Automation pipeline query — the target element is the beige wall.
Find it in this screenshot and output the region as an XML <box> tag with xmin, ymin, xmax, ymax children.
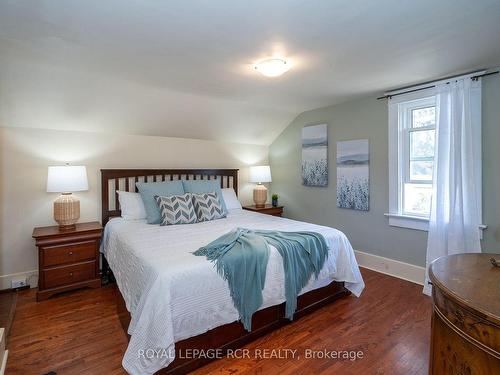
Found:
<box><xmin>0</xmin><ymin>127</ymin><xmax>268</xmax><ymax>287</ymax></box>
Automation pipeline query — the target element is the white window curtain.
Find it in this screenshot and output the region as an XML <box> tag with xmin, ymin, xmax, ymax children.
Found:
<box><xmin>423</xmin><ymin>78</ymin><xmax>482</xmax><ymax>296</ymax></box>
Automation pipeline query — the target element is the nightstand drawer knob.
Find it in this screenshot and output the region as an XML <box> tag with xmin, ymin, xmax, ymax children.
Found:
<box><xmin>69</xmin><ymin>272</ymin><xmax>73</xmax><ymax>276</ymax></box>
<box><xmin>69</xmin><ymin>251</ymin><xmax>73</xmax><ymax>256</ymax></box>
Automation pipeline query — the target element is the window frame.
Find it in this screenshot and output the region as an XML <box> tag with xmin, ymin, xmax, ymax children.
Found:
<box><xmin>399</xmin><ymin>96</ymin><xmax>436</xmax><ymax>218</ymax></box>
<box><xmin>387</xmin><ymin>87</ymin><xmax>437</xmax><ymax>231</ymax></box>
<box><xmin>386</xmin><ymin>74</ymin><xmax>485</xmax><ymax>233</ymax></box>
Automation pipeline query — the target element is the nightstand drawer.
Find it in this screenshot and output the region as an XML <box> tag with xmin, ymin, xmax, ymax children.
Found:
<box><xmin>263</xmin><ymin>208</ymin><xmax>283</xmax><ymax>216</ymax></box>
<box><xmin>243</xmin><ymin>205</ymin><xmax>284</xmax><ymax>217</ymax></box>
<box><xmin>42</xmin><ymin>241</ymin><xmax>97</xmax><ymax>267</ymax></box>
<box><xmin>43</xmin><ymin>261</ymin><xmax>96</xmax><ymax>289</ymax></box>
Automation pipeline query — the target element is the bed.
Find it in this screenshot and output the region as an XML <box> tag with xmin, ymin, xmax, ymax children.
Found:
<box><xmin>100</xmin><ymin>169</ymin><xmax>365</xmax><ymax>375</ymax></box>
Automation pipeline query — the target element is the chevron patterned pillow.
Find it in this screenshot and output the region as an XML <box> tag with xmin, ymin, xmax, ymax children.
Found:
<box><xmin>154</xmin><ymin>193</ymin><xmax>197</xmax><ymax>225</ymax></box>
<box><xmin>192</xmin><ymin>192</ymin><xmax>227</xmax><ymax>222</ymax></box>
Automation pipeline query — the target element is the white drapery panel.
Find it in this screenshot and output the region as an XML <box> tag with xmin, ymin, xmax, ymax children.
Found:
<box><xmin>423</xmin><ymin>79</ymin><xmax>482</xmax><ymax>296</ymax></box>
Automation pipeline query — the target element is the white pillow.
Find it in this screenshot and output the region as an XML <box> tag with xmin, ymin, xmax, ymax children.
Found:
<box><xmin>117</xmin><ymin>191</ymin><xmax>147</xmax><ymax>220</ymax></box>
<box><xmin>221</xmin><ymin>188</ymin><xmax>242</xmax><ymax>210</ymax></box>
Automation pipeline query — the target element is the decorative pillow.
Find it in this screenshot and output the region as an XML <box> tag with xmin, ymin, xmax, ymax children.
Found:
<box><xmin>116</xmin><ymin>191</ymin><xmax>147</xmax><ymax>220</ymax></box>
<box><xmin>154</xmin><ymin>193</ymin><xmax>197</xmax><ymax>225</ymax></box>
<box><xmin>192</xmin><ymin>192</ymin><xmax>227</xmax><ymax>222</ymax></box>
<box><xmin>136</xmin><ymin>181</ymin><xmax>184</xmax><ymax>224</ymax></box>
<box><xmin>221</xmin><ymin>188</ymin><xmax>242</xmax><ymax>211</ymax></box>
<box><xmin>182</xmin><ymin>178</ymin><xmax>228</xmax><ymax>214</ymax></box>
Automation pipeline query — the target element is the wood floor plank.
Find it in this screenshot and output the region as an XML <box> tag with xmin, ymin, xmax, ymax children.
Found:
<box><xmin>6</xmin><ymin>268</ymin><xmax>431</xmax><ymax>374</ymax></box>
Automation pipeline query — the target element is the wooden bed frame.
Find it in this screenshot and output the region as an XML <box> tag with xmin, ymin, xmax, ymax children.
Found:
<box><xmin>101</xmin><ymin>168</ymin><xmax>350</xmax><ymax>375</ymax></box>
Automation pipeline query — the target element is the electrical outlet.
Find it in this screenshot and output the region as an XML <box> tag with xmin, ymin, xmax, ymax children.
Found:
<box><xmin>11</xmin><ymin>277</ymin><xmax>28</xmax><ymax>289</ymax></box>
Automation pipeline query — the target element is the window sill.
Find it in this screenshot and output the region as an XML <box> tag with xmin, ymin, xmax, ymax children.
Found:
<box><xmin>384</xmin><ymin>213</ymin><xmax>429</xmax><ymax>231</ymax></box>
<box><xmin>385</xmin><ymin>213</ymin><xmax>488</xmax><ymax>235</ymax></box>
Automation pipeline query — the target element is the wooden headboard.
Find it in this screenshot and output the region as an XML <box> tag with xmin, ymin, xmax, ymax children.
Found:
<box><xmin>101</xmin><ymin>169</ymin><xmax>239</xmax><ymax>225</ymax></box>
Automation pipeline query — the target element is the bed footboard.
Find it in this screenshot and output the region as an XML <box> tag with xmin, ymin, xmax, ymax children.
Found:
<box><xmin>115</xmin><ymin>281</ymin><xmax>350</xmax><ymax>374</ymax></box>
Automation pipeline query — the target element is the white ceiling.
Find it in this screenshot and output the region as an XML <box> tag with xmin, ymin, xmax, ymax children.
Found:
<box><xmin>1</xmin><ymin>0</ymin><xmax>499</xmax><ymax>145</ymax></box>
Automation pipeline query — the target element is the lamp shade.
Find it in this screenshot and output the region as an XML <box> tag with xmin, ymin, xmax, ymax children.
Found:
<box><xmin>47</xmin><ymin>165</ymin><xmax>89</xmax><ymax>193</ymax></box>
<box><xmin>249</xmin><ymin>165</ymin><xmax>272</xmax><ymax>183</ymax></box>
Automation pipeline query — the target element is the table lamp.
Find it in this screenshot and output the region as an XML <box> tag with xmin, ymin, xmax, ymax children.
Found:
<box><xmin>249</xmin><ymin>165</ymin><xmax>272</xmax><ymax>208</ymax></box>
<box><xmin>47</xmin><ymin>165</ymin><xmax>89</xmax><ymax>229</ymax></box>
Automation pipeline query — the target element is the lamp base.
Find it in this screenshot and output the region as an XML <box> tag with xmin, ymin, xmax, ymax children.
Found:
<box><xmin>253</xmin><ymin>184</ymin><xmax>268</xmax><ymax>208</ymax></box>
<box><xmin>58</xmin><ymin>224</ymin><xmax>77</xmax><ymax>231</ymax></box>
<box><xmin>54</xmin><ymin>193</ymin><xmax>80</xmax><ymax>229</ymax></box>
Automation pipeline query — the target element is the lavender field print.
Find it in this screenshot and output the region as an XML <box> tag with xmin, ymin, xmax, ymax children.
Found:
<box><xmin>336</xmin><ymin>139</ymin><xmax>369</xmax><ymax>210</ymax></box>
<box><xmin>302</xmin><ymin>124</ymin><xmax>328</xmax><ymax>186</ymax></box>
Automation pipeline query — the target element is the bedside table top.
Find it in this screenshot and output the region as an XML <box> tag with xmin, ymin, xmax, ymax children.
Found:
<box><xmin>243</xmin><ymin>204</ymin><xmax>283</xmax><ymax>211</ymax></box>
<box><xmin>33</xmin><ymin>221</ymin><xmax>102</xmax><ymax>239</ymax></box>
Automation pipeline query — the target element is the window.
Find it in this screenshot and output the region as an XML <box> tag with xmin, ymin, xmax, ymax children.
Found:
<box><xmin>400</xmin><ymin>97</ymin><xmax>436</xmax><ymax>217</ymax></box>
<box><xmin>387</xmin><ymin>88</ymin><xmax>437</xmax><ymax>230</ymax></box>
<box><xmin>387</xmin><ymin>76</ymin><xmax>484</xmax><ymax>233</ymax></box>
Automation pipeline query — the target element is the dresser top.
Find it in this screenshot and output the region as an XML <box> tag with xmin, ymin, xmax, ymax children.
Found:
<box><xmin>32</xmin><ymin>221</ymin><xmax>102</xmax><ymax>239</ymax></box>
<box><xmin>429</xmin><ymin>253</ymin><xmax>500</xmax><ymax>323</ymax></box>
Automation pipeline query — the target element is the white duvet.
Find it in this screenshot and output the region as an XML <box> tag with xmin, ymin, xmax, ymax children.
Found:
<box><xmin>101</xmin><ymin>209</ymin><xmax>365</xmax><ymax>375</ymax></box>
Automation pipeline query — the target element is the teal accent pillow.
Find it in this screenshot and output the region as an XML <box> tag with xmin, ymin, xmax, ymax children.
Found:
<box><xmin>182</xmin><ymin>178</ymin><xmax>228</xmax><ymax>214</ymax></box>
<box><xmin>136</xmin><ymin>181</ymin><xmax>184</xmax><ymax>224</ymax></box>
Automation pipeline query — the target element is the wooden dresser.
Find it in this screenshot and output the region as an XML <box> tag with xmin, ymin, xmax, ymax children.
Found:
<box><xmin>429</xmin><ymin>253</ymin><xmax>500</xmax><ymax>374</ymax></box>
<box><xmin>33</xmin><ymin>222</ymin><xmax>102</xmax><ymax>301</ymax></box>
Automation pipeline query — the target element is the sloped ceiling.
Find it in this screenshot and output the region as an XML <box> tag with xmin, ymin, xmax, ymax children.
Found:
<box><xmin>1</xmin><ymin>0</ymin><xmax>500</xmax><ymax>145</ymax></box>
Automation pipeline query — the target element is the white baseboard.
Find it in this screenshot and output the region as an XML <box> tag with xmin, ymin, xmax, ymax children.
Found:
<box><xmin>0</xmin><ymin>350</ymin><xmax>7</xmax><ymax>375</ymax></box>
<box><xmin>354</xmin><ymin>250</ymin><xmax>425</xmax><ymax>286</ymax></box>
<box><xmin>0</xmin><ymin>328</ymin><xmax>7</xmax><ymax>375</ymax></box>
<box><xmin>0</xmin><ymin>254</ymin><xmax>424</xmax><ymax>289</ymax></box>
<box><xmin>0</xmin><ymin>270</ymin><xmax>38</xmax><ymax>290</ymax></box>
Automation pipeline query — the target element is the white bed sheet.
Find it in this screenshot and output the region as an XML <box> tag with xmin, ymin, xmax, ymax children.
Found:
<box><xmin>101</xmin><ymin>209</ymin><xmax>364</xmax><ymax>375</ymax></box>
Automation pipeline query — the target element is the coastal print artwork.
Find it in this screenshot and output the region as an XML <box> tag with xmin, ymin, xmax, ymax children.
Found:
<box><xmin>302</xmin><ymin>124</ymin><xmax>328</xmax><ymax>187</ymax></box>
<box><xmin>336</xmin><ymin>139</ymin><xmax>369</xmax><ymax>211</ymax></box>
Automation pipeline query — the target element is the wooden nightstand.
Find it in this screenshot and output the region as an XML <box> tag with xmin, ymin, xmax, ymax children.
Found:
<box><xmin>33</xmin><ymin>222</ymin><xmax>102</xmax><ymax>301</ymax></box>
<box><xmin>243</xmin><ymin>204</ymin><xmax>284</xmax><ymax>217</ymax></box>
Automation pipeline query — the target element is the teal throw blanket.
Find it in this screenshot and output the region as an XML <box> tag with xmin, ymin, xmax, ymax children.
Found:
<box><xmin>193</xmin><ymin>228</ymin><xmax>328</xmax><ymax>331</ymax></box>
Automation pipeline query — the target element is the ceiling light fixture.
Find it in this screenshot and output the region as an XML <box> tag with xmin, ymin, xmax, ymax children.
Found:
<box><xmin>253</xmin><ymin>58</ymin><xmax>290</xmax><ymax>77</ymax></box>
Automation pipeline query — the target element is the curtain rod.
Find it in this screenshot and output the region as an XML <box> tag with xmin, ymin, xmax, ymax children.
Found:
<box><xmin>376</xmin><ymin>70</ymin><xmax>499</xmax><ymax>100</ymax></box>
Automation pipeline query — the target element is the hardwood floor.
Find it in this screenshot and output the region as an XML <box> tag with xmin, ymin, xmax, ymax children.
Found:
<box><xmin>6</xmin><ymin>268</ymin><xmax>432</xmax><ymax>375</ymax></box>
